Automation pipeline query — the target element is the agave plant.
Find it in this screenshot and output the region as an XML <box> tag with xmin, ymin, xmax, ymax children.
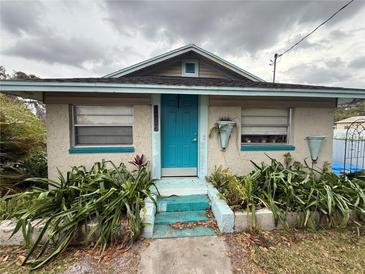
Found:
<box><xmin>3</xmin><ymin>158</ymin><xmax>158</xmax><ymax>270</ymax></box>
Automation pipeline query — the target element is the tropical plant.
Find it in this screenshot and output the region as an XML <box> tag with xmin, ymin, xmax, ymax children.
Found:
<box><xmin>3</xmin><ymin>159</ymin><xmax>157</xmax><ymax>270</ymax></box>
<box><xmin>129</xmin><ymin>154</ymin><xmax>147</xmax><ymax>170</ymax></box>
<box><xmin>207</xmin><ymin>154</ymin><xmax>365</xmax><ymax>230</ymax></box>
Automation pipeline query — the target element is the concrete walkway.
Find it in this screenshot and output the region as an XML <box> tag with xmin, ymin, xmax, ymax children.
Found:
<box><xmin>139</xmin><ymin>236</ymin><xmax>232</xmax><ymax>274</ymax></box>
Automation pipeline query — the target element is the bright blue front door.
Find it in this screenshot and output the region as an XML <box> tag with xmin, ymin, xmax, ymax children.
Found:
<box><xmin>161</xmin><ymin>95</ymin><xmax>198</xmax><ymax>176</ymax></box>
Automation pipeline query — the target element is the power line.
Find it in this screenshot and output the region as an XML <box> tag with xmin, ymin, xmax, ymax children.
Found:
<box><xmin>271</xmin><ymin>0</ymin><xmax>355</xmax><ymax>82</ymax></box>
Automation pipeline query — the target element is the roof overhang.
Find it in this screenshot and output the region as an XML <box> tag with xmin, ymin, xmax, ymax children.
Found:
<box><xmin>1</xmin><ymin>80</ymin><xmax>364</xmax><ymax>100</ymax></box>
<box><xmin>103</xmin><ymin>44</ymin><xmax>264</xmax><ymax>82</ymax></box>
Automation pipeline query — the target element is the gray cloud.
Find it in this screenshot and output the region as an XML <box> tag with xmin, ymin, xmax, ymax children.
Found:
<box><xmin>286</xmin><ymin>61</ymin><xmax>352</xmax><ymax>86</ymax></box>
<box><xmin>3</xmin><ymin>36</ymin><xmax>106</xmax><ymax>67</ymax></box>
<box><xmin>103</xmin><ymin>0</ymin><xmax>365</xmax><ymax>56</ymax></box>
<box><xmin>348</xmin><ymin>56</ymin><xmax>365</xmax><ymax>69</ymax></box>
<box><xmin>0</xmin><ymin>0</ymin><xmax>364</xmax><ymax>88</ymax></box>
<box><xmin>0</xmin><ymin>0</ymin><xmax>46</xmax><ymax>36</ymax></box>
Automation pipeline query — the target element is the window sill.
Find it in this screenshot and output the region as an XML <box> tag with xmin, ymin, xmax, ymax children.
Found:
<box><xmin>69</xmin><ymin>146</ymin><xmax>135</xmax><ymax>154</ymax></box>
<box><xmin>240</xmin><ymin>145</ymin><xmax>295</xmax><ymax>151</ymax></box>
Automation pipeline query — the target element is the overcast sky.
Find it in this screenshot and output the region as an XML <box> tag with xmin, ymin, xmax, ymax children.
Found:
<box><xmin>0</xmin><ymin>0</ymin><xmax>364</xmax><ymax>88</ymax></box>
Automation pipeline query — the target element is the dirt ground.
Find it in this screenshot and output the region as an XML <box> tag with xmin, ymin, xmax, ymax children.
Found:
<box><xmin>0</xmin><ymin>239</ymin><xmax>150</xmax><ymax>274</ymax></box>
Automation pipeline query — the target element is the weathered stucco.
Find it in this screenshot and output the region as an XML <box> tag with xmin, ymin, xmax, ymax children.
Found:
<box><xmin>207</xmin><ymin>100</ymin><xmax>335</xmax><ymax>175</ymax></box>
<box><xmin>46</xmin><ymin>104</ymin><xmax>152</xmax><ymax>180</ymax></box>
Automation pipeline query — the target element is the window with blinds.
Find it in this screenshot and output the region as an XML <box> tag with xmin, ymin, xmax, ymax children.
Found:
<box><xmin>71</xmin><ymin>106</ymin><xmax>133</xmax><ymax>146</ymax></box>
<box><xmin>241</xmin><ymin>108</ymin><xmax>290</xmax><ymax>144</ymax></box>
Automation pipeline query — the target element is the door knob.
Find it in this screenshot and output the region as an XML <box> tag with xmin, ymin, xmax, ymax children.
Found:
<box><xmin>192</xmin><ymin>137</ymin><xmax>197</xmax><ymax>142</ymax></box>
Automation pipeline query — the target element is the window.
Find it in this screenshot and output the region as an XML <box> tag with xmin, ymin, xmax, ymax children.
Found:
<box><xmin>241</xmin><ymin>108</ymin><xmax>291</xmax><ymax>144</ymax></box>
<box><xmin>182</xmin><ymin>60</ymin><xmax>199</xmax><ymax>77</ymax></box>
<box><xmin>71</xmin><ymin>105</ymin><xmax>133</xmax><ymax>146</ymax></box>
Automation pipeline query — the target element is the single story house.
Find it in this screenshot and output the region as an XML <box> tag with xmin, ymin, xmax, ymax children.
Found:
<box><xmin>1</xmin><ymin>44</ymin><xmax>365</xmax><ymax>181</ymax></box>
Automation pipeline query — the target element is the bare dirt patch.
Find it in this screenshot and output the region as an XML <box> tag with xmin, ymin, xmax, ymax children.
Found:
<box><xmin>64</xmin><ymin>239</ymin><xmax>150</xmax><ymax>274</ymax></box>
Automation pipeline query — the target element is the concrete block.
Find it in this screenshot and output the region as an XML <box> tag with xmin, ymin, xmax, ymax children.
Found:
<box><xmin>0</xmin><ymin>219</ymin><xmax>45</xmax><ymax>246</ymax></box>
<box><xmin>207</xmin><ymin>184</ymin><xmax>234</xmax><ymax>233</ymax></box>
<box><xmin>142</xmin><ymin>194</ymin><xmax>157</xmax><ymax>238</ymax></box>
<box><xmin>234</xmin><ymin>209</ymin><xmax>277</xmax><ymax>232</ymax></box>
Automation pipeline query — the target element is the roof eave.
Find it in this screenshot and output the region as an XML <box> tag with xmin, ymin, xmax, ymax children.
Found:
<box><xmin>1</xmin><ymin>80</ymin><xmax>364</xmax><ymax>99</ymax></box>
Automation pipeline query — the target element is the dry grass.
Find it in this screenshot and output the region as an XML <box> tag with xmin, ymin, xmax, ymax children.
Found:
<box><xmin>223</xmin><ymin>225</ymin><xmax>365</xmax><ymax>274</ymax></box>
<box><xmin>0</xmin><ymin>245</ymin><xmax>76</xmax><ymax>274</ymax></box>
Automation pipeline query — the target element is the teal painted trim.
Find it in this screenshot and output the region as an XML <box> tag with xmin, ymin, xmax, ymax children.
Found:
<box><xmin>198</xmin><ymin>95</ymin><xmax>209</xmax><ymax>178</ymax></box>
<box><xmin>1</xmin><ymin>81</ymin><xmax>364</xmax><ymax>99</ymax></box>
<box><xmin>241</xmin><ymin>145</ymin><xmax>295</xmax><ymax>151</ymax></box>
<box><xmin>69</xmin><ymin>146</ymin><xmax>135</xmax><ymax>154</ymax></box>
<box><xmin>151</xmin><ymin>94</ymin><xmax>161</xmax><ymax>179</ymax></box>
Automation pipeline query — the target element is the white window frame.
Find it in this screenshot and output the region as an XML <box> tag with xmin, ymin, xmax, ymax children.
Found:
<box><xmin>182</xmin><ymin>59</ymin><xmax>199</xmax><ymax>77</ymax></box>
<box><xmin>241</xmin><ymin>107</ymin><xmax>292</xmax><ymax>145</ymax></box>
<box><xmin>70</xmin><ymin>105</ymin><xmax>134</xmax><ymax>147</ymax></box>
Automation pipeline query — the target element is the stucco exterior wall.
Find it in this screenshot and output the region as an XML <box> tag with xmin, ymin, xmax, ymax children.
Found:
<box><xmin>46</xmin><ymin>104</ymin><xmax>152</xmax><ymax>180</ymax></box>
<box><xmin>207</xmin><ymin>101</ymin><xmax>335</xmax><ymax>175</ymax></box>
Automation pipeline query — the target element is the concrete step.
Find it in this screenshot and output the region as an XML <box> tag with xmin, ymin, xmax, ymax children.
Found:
<box><xmin>154</xmin><ymin>210</ymin><xmax>211</xmax><ymax>225</ymax></box>
<box><xmin>157</xmin><ymin>195</ymin><xmax>210</xmax><ymax>212</ymax></box>
<box><xmin>152</xmin><ymin>224</ymin><xmax>215</xmax><ymax>239</ymax></box>
<box><xmin>152</xmin><ymin>178</ymin><xmax>208</xmax><ymax>196</ymax></box>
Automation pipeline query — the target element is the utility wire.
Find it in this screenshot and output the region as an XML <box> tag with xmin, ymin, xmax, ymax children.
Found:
<box><xmin>278</xmin><ymin>0</ymin><xmax>355</xmax><ymax>57</ymax></box>
<box><xmin>271</xmin><ymin>0</ymin><xmax>355</xmax><ymax>83</ymax></box>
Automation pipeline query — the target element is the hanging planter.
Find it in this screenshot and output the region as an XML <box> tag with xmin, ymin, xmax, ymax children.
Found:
<box><xmin>209</xmin><ymin>117</ymin><xmax>236</xmax><ymax>150</ymax></box>
<box><xmin>306</xmin><ymin>136</ymin><xmax>326</xmax><ymax>163</ymax></box>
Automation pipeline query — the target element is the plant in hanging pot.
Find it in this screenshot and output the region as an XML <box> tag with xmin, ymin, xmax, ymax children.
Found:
<box><xmin>209</xmin><ymin>116</ymin><xmax>236</xmax><ymax>150</ymax></box>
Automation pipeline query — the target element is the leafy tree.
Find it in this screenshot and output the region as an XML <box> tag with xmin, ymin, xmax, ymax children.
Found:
<box><xmin>0</xmin><ymin>66</ymin><xmax>45</xmax><ymax>120</ymax></box>
<box><xmin>335</xmin><ymin>100</ymin><xmax>365</xmax><ymax>121</ymax></box>
<box><xmin>0</xmin><ymin>66</ymin><xmax>46</xmax><ymax>194</ymax></box>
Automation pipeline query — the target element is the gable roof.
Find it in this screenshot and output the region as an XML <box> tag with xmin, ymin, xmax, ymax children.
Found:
<box><xmin>103</xmin><ymin>44</ymin><xmax>264</xmax><ymax>82</ymax></box>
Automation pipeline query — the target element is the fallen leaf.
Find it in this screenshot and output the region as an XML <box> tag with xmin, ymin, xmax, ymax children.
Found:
<box><xmin>16</xmin><ymin>255</ymin><xmax>26</xmax><ymax>264</ymax></box>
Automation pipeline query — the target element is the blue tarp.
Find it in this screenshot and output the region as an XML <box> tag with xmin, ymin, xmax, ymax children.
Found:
<box><xmin>332</xmin><ymin>161</ymin><xmax>363</xmax><ymax>176</ymax></box>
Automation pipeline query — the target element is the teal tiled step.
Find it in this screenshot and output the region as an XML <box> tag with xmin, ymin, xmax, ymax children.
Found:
<box><xmin>154</xmin><ymin>210</ymin><xmax>211</xmax><ymax>225</ymax></box>
<box><xmin>157</xmin><ymin>195</ymin><xmax>210</xmax><ymax>212</ymax></box>
<box><xmin>152</xmin><ymin>224</ymin><xmax>215</xmax><ymax>239</ymax></box>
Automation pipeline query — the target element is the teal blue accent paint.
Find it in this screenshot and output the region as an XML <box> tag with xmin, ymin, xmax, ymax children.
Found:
<box><xmin>241</xmin><ymin>145</ymin><xmax>295</xmax><ymax>151</ymax></box>
<box><xmin>154</xmin><ymin>210</ymin><xmax>211</xmax><ymax>225</ymax></box>
<box><xmin>151</xmin><ymin>94</ymin><xmax>161</xmax><ymax>179</ymax></box>
<box><xmin>198</xmin><ymin>95</ymin><xmax>208</xmax><ymax>178</ymax></box>
<box><xmin>157</xmin><ymin>195</ymin><xmax>210</xmax><ymax>212</ymax></box>
<box><xmin>161</xmin><ymin>95</ymin><xmax>198</xmax><ymax>169</ymax></box>
<box><xmin>1</xmin><ymin>80</ymin><xmax>364</xmax><ymax>99</ymax></box>
<box><xmin>69</xmin><ymin>146</ymin><xmax>135</xmax><ymax>153</ymax></box>
<box><xmin>152</xmin><ymin>224</ymin><xmax>215</xmax><ymax>239</ymax></box>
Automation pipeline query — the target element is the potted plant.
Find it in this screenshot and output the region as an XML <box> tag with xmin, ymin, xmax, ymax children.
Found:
<box><xmin>209</xmin><ymin>116</ymin><xmax>236</xmax><ymax>150</ymax></box>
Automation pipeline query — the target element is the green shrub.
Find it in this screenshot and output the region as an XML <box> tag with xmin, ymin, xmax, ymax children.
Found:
<box><xmin>0</xmin><ymin>94</ymin><xmax>45</xmax><ymax>161</ymax></box>
<box><xmin>4</xmin><ymin>159</ymin><xmax>157</xmax><ymax>270</ymax></box>
<box><xmin>0</xmin><ymin>94</ymin><xmax>46</xmax><ymax>194</ymax></box>
<box><xmin>0</xmin><ymin>149</ymin><xmax>48</xmax><ymax>195</ymax></box>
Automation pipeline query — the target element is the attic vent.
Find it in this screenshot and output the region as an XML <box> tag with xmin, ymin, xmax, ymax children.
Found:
<box><xmin>182</xmin><ymin>60</ymin><xmax>199</xmax><ymax>77</ymax></box>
